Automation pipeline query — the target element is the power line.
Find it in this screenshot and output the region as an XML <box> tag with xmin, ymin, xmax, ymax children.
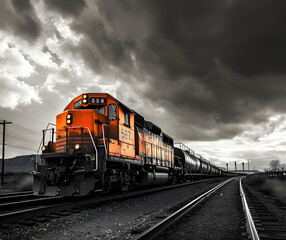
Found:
<box><xmin>0</xmin><ymin>141</ymin><xmax>37</xmax><ymax>152</ymax></box>
<box><xmin>7</xmin><ymin>122</ymin><xmax>39</xmax><ymax>135</ymax></box>
<box><xmin>0</xmin><ymin>132</ymin><xmax>39</xmax><ymax>143</ymax></box>
<box><xmin>5</xmin><ymin>143</ymin><xmax>37</xmax><ymax>152</ymax></box>
<box><xmin>5</xmin><ymin>133</ymin><xmax>39</xmax><ymax>144</ymax></box>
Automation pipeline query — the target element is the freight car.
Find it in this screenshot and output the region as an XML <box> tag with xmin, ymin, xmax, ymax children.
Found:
<box><xmin>174</xmin><ymin>143</ymin><xmax>228</xmax><ymax>181</ymax></box>
<box><xmin>33</xmin><ymin>93</ymin><xmax>231</xmax><ymax>196</ymax></box>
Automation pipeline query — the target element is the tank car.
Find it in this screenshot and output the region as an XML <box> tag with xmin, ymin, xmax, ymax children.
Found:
<box><xmin>174</xmin><ymin>143</ymin><xmax>229</xmax><ymax>179</ymax></box>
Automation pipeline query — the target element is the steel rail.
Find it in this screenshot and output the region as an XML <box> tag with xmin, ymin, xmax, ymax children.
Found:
<box><xmin>239</xmin><ymin>177</ymin><xmax>260</xmax><ymax>240</ymax></box>
<box><xmin>0</xmin><ymin>193</ymin><xmax>34</xmax><ymax>203</ymax></box>
<box><xmin>0</xmin><ymin>191</ymin><xmax>33</xmax><ymax>198</ymax></box>
<box><xmin>134</xmin><ymin>177</ymin><xmax>235</xmax><ymax>240</ymax></box>
<box><xmin>0</xmin><ymin>196</ymin><xmax>63</xmax><ymax>211</ymax></box>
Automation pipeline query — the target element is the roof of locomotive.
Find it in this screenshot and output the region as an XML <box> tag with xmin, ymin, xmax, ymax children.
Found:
<box><xmin>64</xmin><ymin>93</ymin><xmax>133</xmax><ymax>112</ymax></box>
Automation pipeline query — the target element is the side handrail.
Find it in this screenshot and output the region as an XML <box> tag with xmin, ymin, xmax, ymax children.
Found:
<box><xmin>36</xmin><ymin>123</ymin><xmax>56</xmax><ymax>166</ymax></box>
<box><xmin>102</xmin><ymin>124</ymin><xmax>109</xmax><ymax>159</ymax></box>
<box><xmin>239</xmin><ymin>177</ymin><xmax>260</xmax><ymax>240</ymax></box>
<box><xmin>174</xmin><ymin>143</ymin><xmax>195</xmax><ymax>155</ymax></box>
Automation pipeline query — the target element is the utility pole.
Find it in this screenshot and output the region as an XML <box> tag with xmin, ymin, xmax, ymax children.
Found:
<box><xmin>1</xmin><ymin>120</ymin><xmax>12</xmax><ymax>186</ymax></box>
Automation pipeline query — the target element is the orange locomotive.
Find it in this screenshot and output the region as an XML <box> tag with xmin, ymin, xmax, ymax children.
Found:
<box><xmin>33</xmin><ymin>93</ymin><xmax>174</xmax><ymax>196</ymax></box>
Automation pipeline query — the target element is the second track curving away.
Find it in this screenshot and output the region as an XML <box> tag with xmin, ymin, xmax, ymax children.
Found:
<box><xmin>241</xmin><ymin>178</ymin><xmax>286</xmax><ymax>240</ymax></box>
<box><xmin>240</xmin><ymin>178</ymin><xmax>260</xmax><ymax>240</ymax></box>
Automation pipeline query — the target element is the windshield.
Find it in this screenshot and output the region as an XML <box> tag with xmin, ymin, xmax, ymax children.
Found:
<box><xmin>94</xmin><ymin>107</ymin><xmax>105</xmax><ymax>115</ymax></box>
<box><xmin>77</xmin><ymin>105</ymin><xmax>106</xmax><ymax>115</ymax></box>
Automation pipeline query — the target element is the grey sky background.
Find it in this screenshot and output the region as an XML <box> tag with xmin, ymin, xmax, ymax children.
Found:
<box><xmin>1</xmin><ymin>0</ymin><xmax>286</xmax><ymax>170</ymax></box>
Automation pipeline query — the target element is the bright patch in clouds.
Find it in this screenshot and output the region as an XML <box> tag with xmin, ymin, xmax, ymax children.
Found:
<box><xmin>0</xmin><ymin>4</ymin><xmax>105</xmax><ymax>109</ymax></box>
<box><xmin>0</xmin><ymin>37</ymin><xmax>41</xmax><ymax>109</ymax></box>
<box><xmin>44</xmin><ymin>74</ymin><xmax>70</xmax><ymax>92</ymax></box>
<box><xmin>0</xmin><ymin>77</ymin><xmax>41</xmax><ymax>109</ymax></box>
<box><xmin>0</xmin><ymin>40</ymin><xmax>34</xmax><ymax>78</ymax></box>
<box><xmin>54</xmin><ymin>18</ymin><xmax>83</xmax><ymax>45</ymax></box>
<box><xmin>188</xmin><ymin>114</ymin><xmax>286</xmax><ymax>171</ymax></box>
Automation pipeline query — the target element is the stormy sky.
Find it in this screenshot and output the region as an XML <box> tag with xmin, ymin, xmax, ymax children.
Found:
<box><xmin>1</xmin><ymin>0</ymin><xmax>286</xmax><ymax>170</ymax></box>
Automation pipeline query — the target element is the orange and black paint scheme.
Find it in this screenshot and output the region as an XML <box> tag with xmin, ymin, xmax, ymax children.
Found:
<box><xmin>33</xmin><ymin>93</ymin><xmax>175</xmax><ymax>196</ymax></box>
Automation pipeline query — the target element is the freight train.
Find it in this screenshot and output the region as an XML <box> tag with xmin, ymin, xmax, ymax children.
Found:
<box><xmin>33</xmin><ymin>93</ymin><xmax>233</xmax><ymax>196</ymax></box>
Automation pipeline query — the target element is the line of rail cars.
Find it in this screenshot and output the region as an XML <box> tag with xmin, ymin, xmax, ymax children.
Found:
<box><xmin>33</xmin><ymin>93</ymin><xmax>234</xmax><ymax>196</ymax></box>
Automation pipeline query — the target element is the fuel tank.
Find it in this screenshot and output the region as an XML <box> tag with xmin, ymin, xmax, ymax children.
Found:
<box><xmin>140</xmin><ymin>171</ymin><xmax>169</xmax><ymax>187</ymax></box>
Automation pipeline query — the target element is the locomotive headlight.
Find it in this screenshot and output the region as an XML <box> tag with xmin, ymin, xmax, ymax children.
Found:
<box><xmin>75</xmin><ymin>144</ymin><xmax>81</xmax><ymax>150</ymax></box>
<box><xmin>66</xmin><ymin>113</ymin><xmax>73</xmax><ymax>125</ymax></box>
<box><xmin>83</xmin><ymin>99</ymin><xmax>88</xmax><ymax>104</ymax></box>
<box><xmin>83</xmin><ymin>94</ymin><xmax>88</xmax><ymax>99</ymax></box>
<box><xmin>41</xmin><ymin>146</ymin><xmax>46</xmax><ymax>151</ymax></box>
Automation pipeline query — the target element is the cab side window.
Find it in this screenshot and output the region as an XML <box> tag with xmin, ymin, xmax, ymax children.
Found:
<box><xmin>108</xmin><ymin>104</ymin><xmax>117</xmax><ymax>121</ymax></box>
<box><xmin>124</xmin><ymin>111</ymin><xmax>130</xmax><ymax>126</ymax></box>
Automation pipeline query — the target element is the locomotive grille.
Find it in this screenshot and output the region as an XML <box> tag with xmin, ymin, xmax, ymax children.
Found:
<box><xmin>56</xmin><ymin>134</ymin><xmax>94</xmax><ymax>152</ymax></box>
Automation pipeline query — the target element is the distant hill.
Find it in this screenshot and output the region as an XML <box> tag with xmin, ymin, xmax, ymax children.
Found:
<box><xmin>3</xmin><ymin>155</ymin><xmax>35</xmax><ymax>173</ymax></box>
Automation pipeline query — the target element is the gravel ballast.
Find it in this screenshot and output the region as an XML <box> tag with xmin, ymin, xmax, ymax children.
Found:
<box><xmin>158</xmin><ymin>178</ymin><xmax>245</xmax><ymax>240</ymax></box>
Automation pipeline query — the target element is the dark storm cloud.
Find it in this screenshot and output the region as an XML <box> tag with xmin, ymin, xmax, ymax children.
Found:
<box><xmin>219</xmin><ymin>1</ymin><xmax>286</xmax><ymax>76</ymax></box>
<box><xmin>136</xmin><ymin>1</ymin><xmax>286</xmax><ymax>125</ymax></box>
<box><xmin>0</xmin><ymin>0</ymin><xmax>41</xmax><ymax>41</ymax></box>
<box><xmin>70</xmin><ymin>9</ymin><xmax>136</xmax><ymax>75</ymax></box>
<box><xmin>142</xmin><ymin>1</ymin><xmax>286</xmax><ymax>77</ymax></box>
<box><xmin>44</xmin><ymin>0</ymin><xmax>87</xmax><ymax>17</ymax></box>
<box><xmin>48</xmin><ymin>0</ymin><xmax>286</xmax><ymax>141</ymax></box>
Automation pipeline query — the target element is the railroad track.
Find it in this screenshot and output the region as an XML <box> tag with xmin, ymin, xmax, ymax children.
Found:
<box><xmin>0</xmin><ymin>191</ymin><xmax>33</xmax><ymax>198</ymax></box>
<box><xmin>0</xmin><ymin>178</ymin><xmax>223</xmax><ymax>227</ymax></box>
<box><xmin>0</xmin><ymin>191</ymin><xmax>34</xmax><ymax>202</ymax></box>
<box><xmin>2</xmin><ymin>177</ymin><xmax>284</xmax><ymax>239</ymax></box>
<box><xmin>0</xmin><ymin>191</ymin><xmax>66</xmax><ymax>217</ymax></box>
<box><xmin>0</xmin><ymin>195</ymin><xmax>64</xmax><ymax>211</ymax></box>
<box><xmin>127</xmin><ymin>175</ymin><xmax>286</xmax><ymax>240</ymax></box>
<box><xmin>241</xmin><ymin>178</ymin><xmax>286</xmax><ymax>240</ymax></box>
<box><xmin>132</xmin><ymin>177</ymin><xmax>286</xmax><ymax>240</ymax></box>
<box><xmin>133</xmin><ymin>177</ymin><xmax>236</xmax><ymax>240</ymax></box>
